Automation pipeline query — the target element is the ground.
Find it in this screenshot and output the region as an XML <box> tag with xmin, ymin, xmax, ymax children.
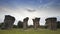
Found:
<box><xmin>0</xmin><ymin>28</ymin><xmax>60</xmax><ymax>34</ymax></box>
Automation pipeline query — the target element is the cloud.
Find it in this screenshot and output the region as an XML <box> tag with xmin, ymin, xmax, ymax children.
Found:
<box><xmin>0</xmin><ymin>6</ymin><xmax>41</xmax><ymax>25</ymax></box>
<box><xmin>38</xmin><ymin>0</ymin><xmax>60</xmax><ymax>10</ymax></box>
<box><xmin>0</xmin><ymin>0</ymin><xmax>60</xmax><ymax>25</ymax></box>
<box><xmin>26</xmin><ymin>8</ymin><xmax>36</xmax><ymax>12</ymax></box>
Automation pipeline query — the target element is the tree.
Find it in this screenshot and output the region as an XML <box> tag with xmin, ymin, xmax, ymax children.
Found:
<box><xmin>13</xmin><ymin>25</ymin><xmax>17</xmax><ymax>28</ymax></box>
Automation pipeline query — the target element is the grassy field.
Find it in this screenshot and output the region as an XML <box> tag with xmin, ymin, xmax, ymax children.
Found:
<box><xmin>0</xmin><ymin>28</ymin><xmax>60</xmax><ymax>34</ymax></box>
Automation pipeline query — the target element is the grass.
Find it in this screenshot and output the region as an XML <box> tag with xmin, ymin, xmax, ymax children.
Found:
<box><xmin>0</xmin><ymin>28</ymin><xmax>60</xmax><ymax>34</ymax></box>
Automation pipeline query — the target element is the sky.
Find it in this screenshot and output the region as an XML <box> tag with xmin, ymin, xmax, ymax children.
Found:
<box><xmin>0</xmin><ymin>0</ymin><xmax>60</xmax><ymax>25</ymax></box>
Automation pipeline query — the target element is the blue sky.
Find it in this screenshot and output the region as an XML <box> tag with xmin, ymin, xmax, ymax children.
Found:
<box><xmin>0</xmin><ymin>0</ymin><xmax>60</xmax><ymax>8</ymax></box>
<box><xmin>0</xmin><ymin>0</ymin><xmax>60</xmax><ymax>25</ymax></box>
<box><xmin>0</xmin><ymin>0</ymin><xmax>40</xmax><ymax>8</ymax></box>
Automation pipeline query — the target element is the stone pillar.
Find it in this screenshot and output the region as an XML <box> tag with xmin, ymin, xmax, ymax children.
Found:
<box><xmin>57</xmin><ymin>21</ymin><xmax>60</xmax><ymax>28</ymax></box>
<box><xmin>17</xmin><ymin>21</ymin><xmax>23</xmax><ymax>28</ymax></box>
<box><xmin>32</xmin><ymin>17</ymin><xmax>40</xmax><ymax>29</ymax></box>
<box><xmin>45</xmin><ymin>17</ymin><xmax>57</xmax><ymax>30</ymax></box>
<box><xmin>23</xmin><ymin>17</ymin><xmax>29</xmax><ymax>29</ymax></box>
<box><xmin>1</xmin><ymin>15</ymin><xmax>15</xmax><ymax>29</ymax></box>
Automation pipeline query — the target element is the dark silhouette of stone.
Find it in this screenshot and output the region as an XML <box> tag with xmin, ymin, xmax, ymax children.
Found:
<box><xmin>17</xmin><ymin>21</ymin><xmax>23</xmax><ymax>28</ymax></box>
<box><xmin>45</xmin><ymin>17</ymin><xmax>57</xmax><ymax>30</ymax></box>
<box><xmin>23</xmin><ymin>17</ymin><xmax>29</xmax><ymax>29</ymax></box>
<box><xmin>32</xmin><ymin>17</ymin><xmax>40</xmax><ymax>29</ymax></box>
<box><xmin>1</xmin><ymin>15</ymin><xmax>15</xmax><ymax>29</ymax></box>
<box><xmin>0</xmin><ymin>23</ymin><xmax>4</xmax><ymax>29</ymax></box>
<box><xmin>57</xmin><ymin>21</ymin><xmax>60</xmax><ymax>28</ymax></box>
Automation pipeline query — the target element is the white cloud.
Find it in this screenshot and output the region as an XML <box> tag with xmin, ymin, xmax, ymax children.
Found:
<box><xmin>0</xmin><ymin>6</ymin><xmax>60</xmax><ymax>25</ymax></box>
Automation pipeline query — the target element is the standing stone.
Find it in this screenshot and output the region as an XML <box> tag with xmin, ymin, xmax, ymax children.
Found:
<box><xmin>32</xmin><ymin>17</ymin><xmax>40</xmax><ymax>29</ymax></box>
<box><xmin>57</xmin><ymin>21</ymin><xmax>60</xmax><ymax>28</ymax></box>
<box><xmin>17</xmin><ymin>21</ymin><xmax>23</xmax><ymax>28</ymax></box>
<box><xmin>1</xmin><ymin>15</ymin><xmax>15</xmax><ymax>29</ymax></box>
<box><xmin>23</xmin><ymin>17</ymin><xmax>29</xmax><ymax>29</ymax></box>
<box><xmin>0</xmin><ymin>23</ymin><xmax>4</xmax><ymax>29</ymax></box>
<box><xmin>45</xmin><ymin>17</ymin><xmax>57</xmax><ymax>30</ymax></box>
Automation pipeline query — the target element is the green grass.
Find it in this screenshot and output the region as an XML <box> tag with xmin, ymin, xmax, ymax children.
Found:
<box><xmin>0</xmin><ymin>28</ymin><xmax>60</xmax><ymax>34</ymax></box>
